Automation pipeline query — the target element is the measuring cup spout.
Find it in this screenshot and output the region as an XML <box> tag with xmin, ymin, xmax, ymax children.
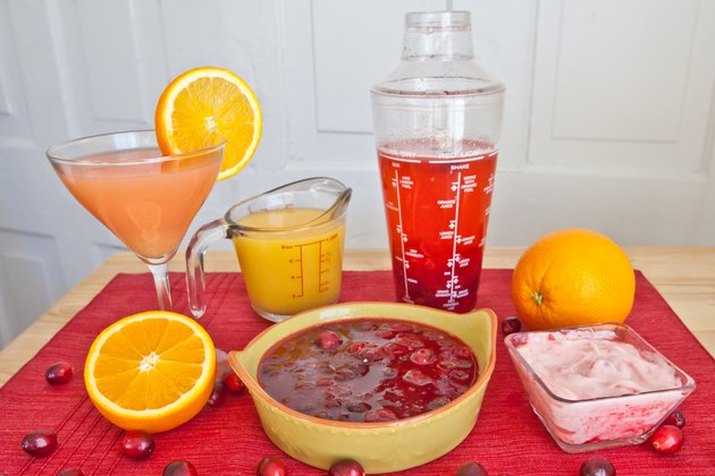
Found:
<box><xmin>329</xmin><ymin>187</ymin><xmax>352</xmax><ymax>220</ymax></box>
<box><xmin>304</xmin><ymin>176</ymin><xmax>351</xmax><ymax>222</ymax></box>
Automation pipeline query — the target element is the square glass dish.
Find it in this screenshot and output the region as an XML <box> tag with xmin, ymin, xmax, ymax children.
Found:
<box><xmin>504</xmin><ymin>323</ymin><xmax>696</xmax><ymax>453</ymax></box>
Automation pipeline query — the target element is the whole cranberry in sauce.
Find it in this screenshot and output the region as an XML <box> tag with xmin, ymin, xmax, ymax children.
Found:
<box><xmin>316</xmin><ymin>330</ymin><xmax>343</xmax><ymax>350</ymax></box>
<box><xmin>409</xmin><ymin>348</ymin><xmax>436</xmax><ymax>365</ymax></box>
<box><xmin>21</xmin><ymin>429</ymin><xmax>57</xmax><ymax>457</ymax></box>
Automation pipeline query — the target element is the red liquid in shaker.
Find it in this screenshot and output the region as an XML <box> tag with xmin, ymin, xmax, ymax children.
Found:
<box><xmin>378</xmin><ymin>140</ymin><xmax>497</xmax><ymax>313</ymax></box>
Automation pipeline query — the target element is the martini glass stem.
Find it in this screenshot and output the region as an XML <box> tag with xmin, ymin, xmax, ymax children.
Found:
<box><xmin>147</xmin><ymin>262</ymin><xmax>173</xmax><ymax>310</ymax></box>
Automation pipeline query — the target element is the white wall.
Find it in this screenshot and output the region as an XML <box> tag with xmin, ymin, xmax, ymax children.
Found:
<box><xmin>1</xmin><ymin>0</ymin><xmax>714</xmax><ymax>346</ymax></box>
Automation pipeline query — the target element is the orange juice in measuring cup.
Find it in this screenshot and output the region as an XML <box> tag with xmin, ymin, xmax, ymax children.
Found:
<box><xmin>232</xmin><ymin>207</ymin><xmax>346</xmax><ymax>319</ymax></box>
<box><xmin>186</xmin><ymin>177</ymin><xmax>351</xmax><ymax>321</ymax></box>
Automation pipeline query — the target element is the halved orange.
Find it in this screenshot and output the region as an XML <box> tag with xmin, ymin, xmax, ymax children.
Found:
<box><xmin>84</xmin><ymin>311</ymin><xmax>216</xmax><ymax>433</ymax></box>
<box><xmin>155</xmin><ymin>66</ymin><xmax>262</xmax><ymax>181</ymax></box>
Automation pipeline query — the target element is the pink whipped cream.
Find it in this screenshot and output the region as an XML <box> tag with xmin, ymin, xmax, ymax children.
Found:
<box><xmin>514</xmin><ymin>329</ymin><xmax>682</xmax><ymax>400</ymax></box>
<box><xmin>506</xmin><ymin>327</ymin><xmax>694</xmax><ymax>450</ymax></box>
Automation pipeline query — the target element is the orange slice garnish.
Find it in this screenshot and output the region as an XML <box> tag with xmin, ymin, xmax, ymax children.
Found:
<box><xmin>84</xmin><ymin>311</ymin><xmax>216</xmax><ymax>433</ymax></box>
<box><xmin>155</xmin><ymin>66</ymin><xmax>262</xmax><ymax>181</ymax></box>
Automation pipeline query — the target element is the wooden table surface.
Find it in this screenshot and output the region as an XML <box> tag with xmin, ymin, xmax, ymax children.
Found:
<box><xmin>1</xmin><ymin>247</ymin><xmax>713</xmax><ymax>386</ymax></box>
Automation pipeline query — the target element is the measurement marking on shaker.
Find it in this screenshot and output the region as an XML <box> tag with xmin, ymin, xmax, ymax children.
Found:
<box><xmin>427</xmin><ymin>156</ymin><xmax>485</xmax><ymax>164</ymax></box>
<box><xmin>434</xmin><ymin>167</ymin><xmax>478</xmax><ymax>309</ymax></box>
<box><xmin>379</xmin><ymin>153</ymin><xmax>422</xmax><ymax>163</ymax></box>
<box><xmin>393</xmin><ymin>169</ymin><xmax>412</xmax><ymax>302</ymax></box>
<box><xmin>448</xmin><ymin>171</ymin><xmax>462</xmax><ymax>308</ymax></box>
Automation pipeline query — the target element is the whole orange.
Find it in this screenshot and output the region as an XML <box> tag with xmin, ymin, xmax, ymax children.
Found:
<box><xmin>511</xmin><ymin>229</ymin><xmax>635</xmax><ymax>330</ymax></box>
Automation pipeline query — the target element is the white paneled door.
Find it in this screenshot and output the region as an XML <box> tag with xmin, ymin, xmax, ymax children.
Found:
<box><xmin>1</xmin><ymin>0</ymin><xmax>714</xmax><ymax>347</ymax></box>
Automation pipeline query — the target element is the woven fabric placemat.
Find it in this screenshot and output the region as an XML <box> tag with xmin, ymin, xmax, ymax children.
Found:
<box><xmin>0</xmin><ymin>270</ymin><xmax>713</xmax><ymax>475</ymax></box>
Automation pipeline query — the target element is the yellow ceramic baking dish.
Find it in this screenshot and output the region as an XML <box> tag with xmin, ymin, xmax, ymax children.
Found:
<box><xmin>228</xmin><ymin>302</ymin><xmax>497</xmax><ymax>474</ymax></box>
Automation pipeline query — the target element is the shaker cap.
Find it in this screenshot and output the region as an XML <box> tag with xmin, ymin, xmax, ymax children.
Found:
<box><xmin>372</xmin><ymin>11</ymin><xmax>504</xmax><ymax>97</ymax></box>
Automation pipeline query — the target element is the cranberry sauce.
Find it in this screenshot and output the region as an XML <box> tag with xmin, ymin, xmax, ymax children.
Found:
<box><xmin>258</xmin><ymin>318</ymin><xmax>478</xmax><ymax>422</ymax></box>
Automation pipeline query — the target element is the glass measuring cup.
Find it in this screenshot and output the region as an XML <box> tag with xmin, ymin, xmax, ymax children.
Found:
<box><xmin>186</xmin><ymin>177</ymin><xmax>351</xmax><ymax>322</ymax></box>
<box><xmin>371</xmin><ymin>11</ymin><xmax>505</xmax><ymax>313</ymax></box>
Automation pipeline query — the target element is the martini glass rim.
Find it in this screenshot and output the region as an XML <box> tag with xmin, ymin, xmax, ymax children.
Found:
<box><xmin>46</xmin><ymin>129</ymin><xmax>226</xmax><ymax>167</ymax></box>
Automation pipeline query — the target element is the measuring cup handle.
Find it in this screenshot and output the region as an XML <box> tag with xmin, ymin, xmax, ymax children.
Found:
<box><xmin>185</xmin><ymin>218</ymin><xmax>232</xmax><ymax>319</ymax></box>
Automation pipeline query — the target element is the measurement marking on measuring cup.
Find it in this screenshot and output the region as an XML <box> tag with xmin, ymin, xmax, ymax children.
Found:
<box><xmin>287</xmin><ymin>243</ymin><xmax>305</xmax><ymax>298</ymax></box>
<box><xmin>318</xmin><ymin>238</ymin><xmax>331</xmax><ymax>293</ymax></box>
<box><xmin>285</xmin><ymin>234</ymin><xmax>338</xmax><ymax>298</ymax></box>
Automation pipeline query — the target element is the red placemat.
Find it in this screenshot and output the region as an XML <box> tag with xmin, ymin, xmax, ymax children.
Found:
<box><xmin>0</xmin><ymin>270</ymin><xmax>713</xmax><ymax>475</ymax></box>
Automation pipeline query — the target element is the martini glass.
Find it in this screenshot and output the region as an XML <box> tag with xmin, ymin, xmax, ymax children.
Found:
<box><xmin>47</xmin><ymin>130</ymin><xmax>225</xmax><ymax>310</ymax></box>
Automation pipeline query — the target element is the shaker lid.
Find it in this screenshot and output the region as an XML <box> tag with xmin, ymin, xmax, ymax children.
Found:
<box><xmin>371</xmin><ymin>11</ymin><xmax>504</xmax><ymax>97</ymax></box>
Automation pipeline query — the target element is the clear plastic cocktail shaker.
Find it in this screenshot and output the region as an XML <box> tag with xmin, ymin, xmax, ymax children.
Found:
<box><xmin>371</xmin><ymin>11</ymin><xmax>504</xmax><ymax>313</ymax></box>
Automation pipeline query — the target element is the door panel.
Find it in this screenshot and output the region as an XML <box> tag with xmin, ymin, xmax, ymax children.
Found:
<box><xmin>0</xmin><ymin>0</ymin><xmax>713</xmax><ymax>349</ymax></box>
<box><xmin>0</xmin><ymin>230</ymin><xmax>65</xmax><ymax>347</ymax></box>
<box><xmin>530</xmin><ymin>0</ymin><xmax>715</xmax><ymax>175</ymax></box>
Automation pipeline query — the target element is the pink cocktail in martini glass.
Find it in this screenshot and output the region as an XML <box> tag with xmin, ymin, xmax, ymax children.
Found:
<box><xmin>47</xmin><ymin>130</ymin><xmax>225</xmax><ymax>310</ymax></box>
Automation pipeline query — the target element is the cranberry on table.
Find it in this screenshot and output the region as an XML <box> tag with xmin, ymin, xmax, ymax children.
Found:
<box><xmin>664</xmin><ymin>409</ymin><xmax>686</xmax><ymax>429</ymax></box>
<box><xmin>163</xmin><ymin>460</ymin><xmax>198</xmax><ymax>476</ymax></box>
<box><xmin>256</xmin><ymin>455</ymin><xmax>288</xmax><ymax>476</ymax></box>
<box><xmin>206</xmin><ymin>381</ymin><xmax>227</xmax><ymax>407</ymax></box>
<box><xmin>328</xmin><ymin>459</ymin><xmax>365</xmax><ymax>476</ymax></box>
<box><xmin>650</xmin><ymin>424</ymin><xmax>684</xmax><ymax>454</ymax></box>
<box><xmin>45</xmin><ymin>361</ymin><xmax>73</xmax><ymax>386</ymax></box>
<box><xmin>456</xmin><ymin>461</ymin><xmax>488</xmax><ymax>476</ymax></box>
<box><xmin>222</xmin><ymin>370</ymin><xmax>245</xmax><ymax>394</ymax></box>
<box><xmin>120</xmin><ymin>430</ymin><xmax>155</xmax><ymax>460</ymax></box>
<box><xmin>500</xmin><ymin>316</ymin><xmax>522</xmax><ymax>336</ymax></box>
<box><xmin>579</xmin><ymin>455</ymin><xmax>616</xmax><ymax>476</ymax></box>
<box><xmin>57</xmin><ymin>469</ymin><xmax>85</xmax><ymax>476</ymax></box>
<box><xmin>21</xmin><ymin>429</ymin><xmax>57</xmax><ymax>457</ymax></box>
